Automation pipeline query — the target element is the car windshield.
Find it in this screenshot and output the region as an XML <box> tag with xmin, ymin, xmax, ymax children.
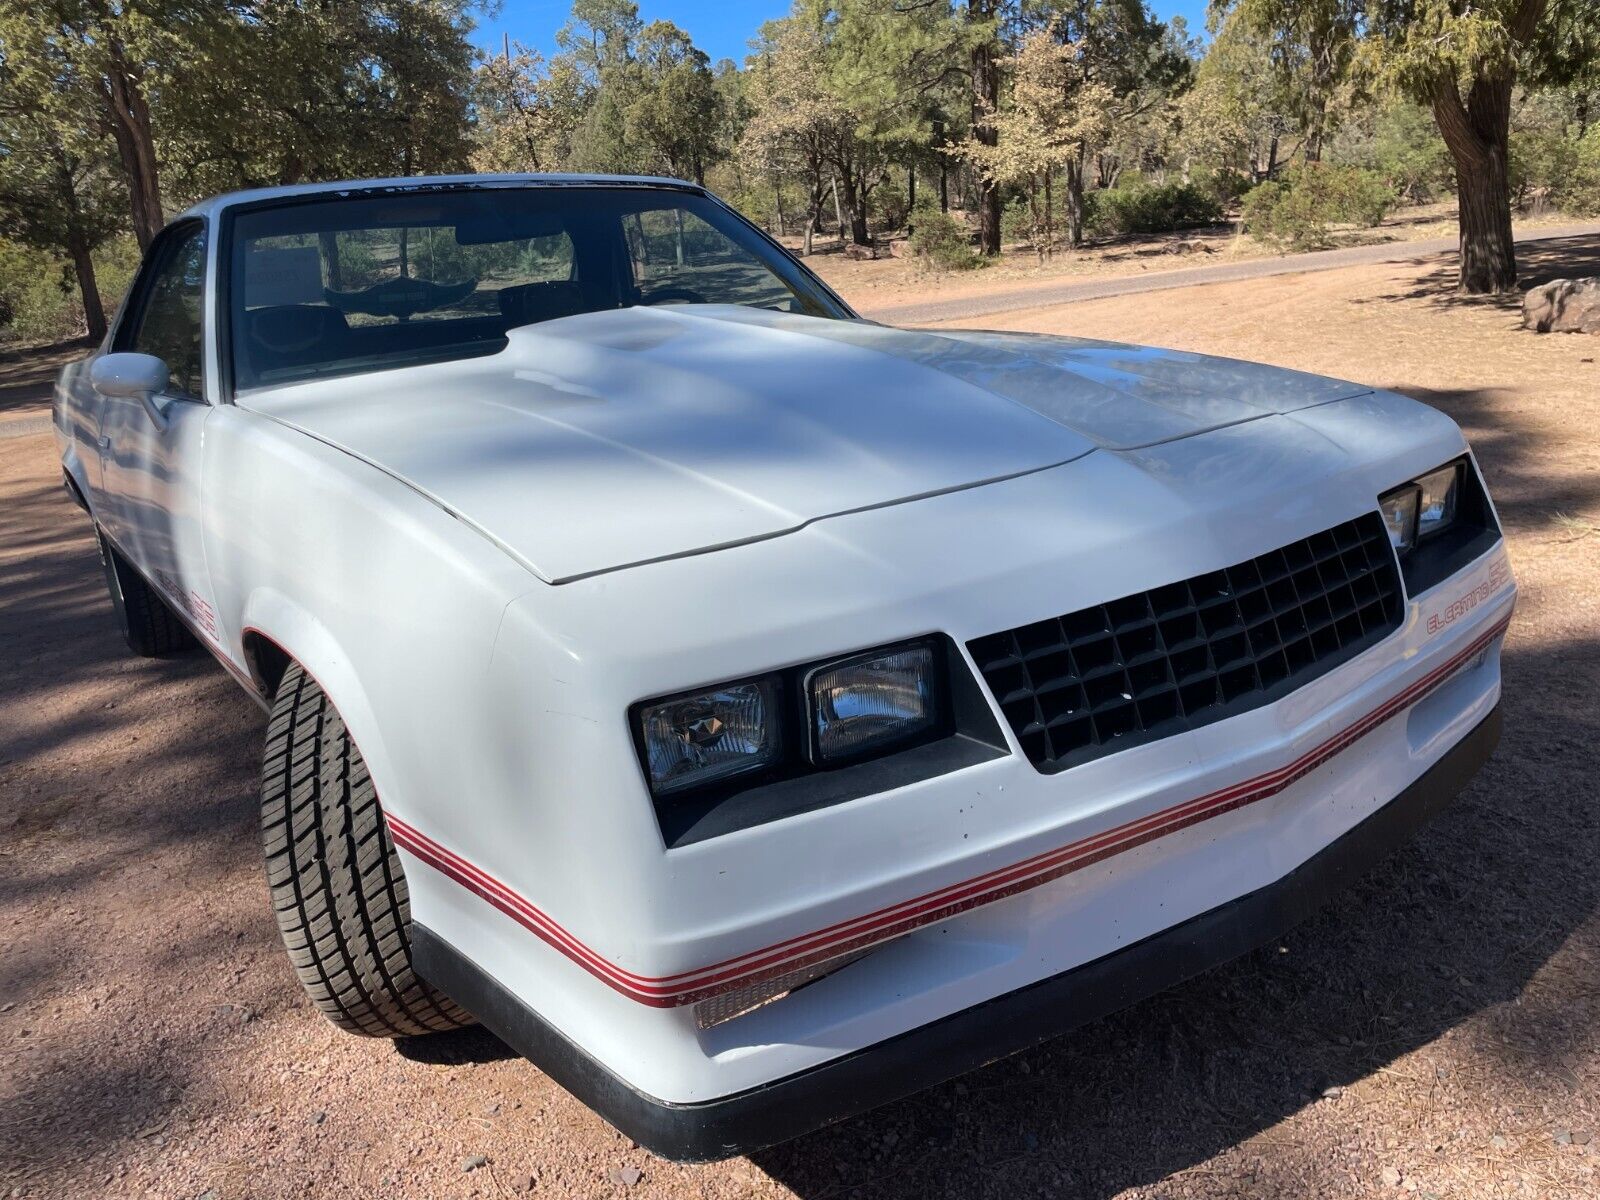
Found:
<box><xmin>227</xmin><ymin>185</ymin><xmax>847</xmax><ymax>392</ymax></box>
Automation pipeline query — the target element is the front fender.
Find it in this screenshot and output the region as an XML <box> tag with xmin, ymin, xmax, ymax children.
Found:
<box><xmin>199</xmin><ymin>407</ymin><xmax>541</xmax><ymax>917</ymax></box>
<box><xmin>240</xmin><ymin>589</ymin><xmax>390</xmax><ymax>794</ymax></box>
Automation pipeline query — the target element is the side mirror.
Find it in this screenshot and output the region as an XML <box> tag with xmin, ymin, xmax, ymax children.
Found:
<box><xmin>90</xmin><ymin>352</ymin><xmax>173</xmax><ymax>431</ymax></box>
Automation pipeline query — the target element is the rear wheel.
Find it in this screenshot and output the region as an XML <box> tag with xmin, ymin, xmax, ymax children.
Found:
<box><xmin>261</xmin><ymin>662</ymin><xmax>473</xmax><ymax>1037</ymax></box>
<box><xmin>97</xmin><ymin>531</ymin><xmax>195</xmax><ymax>657</ymax></box>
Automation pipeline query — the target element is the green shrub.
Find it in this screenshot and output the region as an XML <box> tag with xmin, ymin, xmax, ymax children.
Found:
<box><xmin>1087</xmin><ymin>181</ymin><xmax>1225</xmax><ymax>237</ymax></box>
<box><xmin>869</xmin><ymin>187</ymin><xmax>910</xmax><ymax>233</ymax></box>
<box><xmin>1332</xmin><ymin>102</ymin><xmax>1454</xmax><ymax>203</ymax></box>
<box><xmin>907</xmin><ymin>203</ymin><xmax>980</xmax><ymax>271</ymax></box>
<box><xmin>0</xmin><ymin>235</ymin><xmax>139</xmax><ymax>347</ymax></box>
<box><xmin>1242</xmin><ymin>163</ymin><xmax>1396</xmax><ymax>248</ymax></box>
<box><xmin>1239</xmin><ymin>181</ymin><xmax>1289</xmax><ymax>241</ymax></box>
<box><xmin>1190</xmin><ymin>167</ymin><xmax>1254</xmax><ymax>208</ymax></box>
<box><xmin>1511</xmin><ymin>128</ymin><xmax>1571</xmax><ymax>202</ymax></box>
<box><xmin>1369</xmin><ymin>104</ymin><xmax>1454</xmax><ymax>202</ymax></box>
<box><xmin>1001</xmin><ymin>196</ymin><xmax>1034</xmax><ymax>244</ymax></box>
<box><xmin>1551</xmin><ymin>131</ymin><xmax>1600</xmax><ymax>215</ymax></box>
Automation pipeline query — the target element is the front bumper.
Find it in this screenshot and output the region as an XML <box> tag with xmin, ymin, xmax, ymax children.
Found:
<box><xmin>415</xmin><ymin>701</ymin><xmax>1501</xmax><ymax>1160</ymax></box>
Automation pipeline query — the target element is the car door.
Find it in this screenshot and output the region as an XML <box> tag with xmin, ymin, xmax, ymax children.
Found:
<box><xmin>95</xmin><ymin>220</ymin><xmax>221</xmax><ymax>643</ymax></box>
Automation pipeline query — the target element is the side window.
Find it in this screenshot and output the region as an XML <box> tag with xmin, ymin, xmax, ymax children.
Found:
<box><xmin>128</xmin><ymin>225</ymin><xmax>208</xmax><ymax>398</ymax></box>
<box><xmin>624</xmin><ymin>207</ymin><xmax>795</xmax><ymax>311</ymax></box>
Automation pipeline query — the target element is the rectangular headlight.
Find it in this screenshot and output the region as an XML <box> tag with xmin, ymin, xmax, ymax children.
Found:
<box><xmin>1378</xmin><ymin>483</ymin><xmax>1420</xmax><ymax>554</ymax></box>
<box><xmin>807</xmin><ymin>643</ymin><xmax>939</xmax><ymax>764</ymax></box>
<box><xmin>640</xmin><ymin>678</ymin><xmax>781</xmax><ymax>796</ymax></box>
<box><xmin>1381</xmin><ymin>460</ymin><xmax>1466</xmax><ymax>558</ymax></box>
<box><xmin>1415</xmin><ymin>463</ymin><xmax>1461</xmax><ymax>540</ymax></box>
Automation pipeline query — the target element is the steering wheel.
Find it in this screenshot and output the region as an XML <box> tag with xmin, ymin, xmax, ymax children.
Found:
<box><xmin>641</xmin><ymin>287</ymin><xmax>708</xmax><ymax>306</ymax></box>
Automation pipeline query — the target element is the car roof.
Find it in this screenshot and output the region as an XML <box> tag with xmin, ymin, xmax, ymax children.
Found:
<box><xmin>175</xmin><ymin>172</ymin><xmax>706</xmax><ymax>222</ymax></box>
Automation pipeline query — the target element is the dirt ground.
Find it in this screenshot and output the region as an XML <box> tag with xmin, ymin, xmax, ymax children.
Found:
<box><xmin>3</xmin><ymin>240</ymin><xmax>1599</xmax><ymax>1199</ymax></box>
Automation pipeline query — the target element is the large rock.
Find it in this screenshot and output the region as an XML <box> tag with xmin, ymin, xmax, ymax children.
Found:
<box><xmin>1522</xmin><ymin>277</ymin><xmax>1600</xmax><ymax>334</ymax></box>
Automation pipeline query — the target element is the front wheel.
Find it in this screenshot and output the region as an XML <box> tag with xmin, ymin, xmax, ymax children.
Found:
<box><xmin>261</xmin><ymin>662</ymin><xmax>474</xmax><ymax>1037</ymax></box>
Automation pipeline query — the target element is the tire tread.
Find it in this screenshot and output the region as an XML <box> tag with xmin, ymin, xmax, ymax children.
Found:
<box><xmin>261</xmin><ymin>664</ymin><xmax>472</xmax><ymax>1037</ymax></box>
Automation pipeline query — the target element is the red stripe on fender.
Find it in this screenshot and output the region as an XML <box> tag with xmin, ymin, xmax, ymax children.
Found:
<box><xmin>391</xmin><ymin>612</ymin><xmax>1512</xmax><ymax>1008</ymax></box>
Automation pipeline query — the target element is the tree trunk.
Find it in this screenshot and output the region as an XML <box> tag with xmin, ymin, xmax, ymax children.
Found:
<box><xmin>1043</xmin><ymin>169</ymin><xmax>1053</xmax><ymax>262</ymax></box>
<box><xmin>1432</xmin><ymin>75</ymin><xmax>1518</xmax><ymax>293</ymax></box>
<box><xmin>907</xmin><ymin>164</ymin><xmax>915</xmax><ymax>217</ymax></box>
<box><xmin>803</xmin><ymin>177</ymin><xmax>820</xmax><ymax>256</ymax></box>
<box><xmin>830</xmin><ymin>175</ymin><xmax>845</xmax><ymax>236</ymax></box>
<box><xmin>67</xmin><ymin>238</ymin><xmax>107</xmax><ymax>343</ymax></box>
<box><xmin>1303</xmin><ymin>106</ymin><xmax>1325</xmax><ymax>164</ymax></box>
<box><xmin>1454</xmin><ymin>144</ymin><xmax>1516</xmax><ymax>293</ymax></box>
<box><xmin>99</xmin><ymin>41</ymin><xmax>163</xmax><ymax>249</ymax></box>
<box><xmin>837</xmin><ymin>168</ymin><xmax>870</xmax><ymax>246</ymax></box>
<box><xmin>968</xmin><ymin>0</ymin><xmax>1001</xmax><ymax>255</ymax></box>
<box><xmin>1029</xmin><ymin>179</ymin><xmax>1044</xmax><ymax>265</ymax></box>
<box><xmin>773</xmin><ymin>177</ymin><xmax>786</xmax><ymax>237</ymax></box>
<box><xmin>1064</xmin><ymin>152</ymin><xmax>1086</xmax><ymax>249</ymax></box>
<box><xmin>939</xmin><ymin>159</ymin><xmax>949</xmax><ymax>212</ymax></box>
<box><xmin>319</xmin><ymin>232</ymin><xmax>342</xmax><ymax>290</ymax></box>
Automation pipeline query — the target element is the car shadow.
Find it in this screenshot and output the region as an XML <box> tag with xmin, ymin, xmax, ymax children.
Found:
<box><xmin>394</xmin><ymin>1024</ymin><xmax>520</xmax><ymax>1066</ymax></box>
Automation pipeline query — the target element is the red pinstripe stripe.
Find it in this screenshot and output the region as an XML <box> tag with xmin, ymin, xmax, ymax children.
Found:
<box><xmin>391</xmin><ymin>612</ymin><xmax>1511</xmax><ymax>1008</ymax></box>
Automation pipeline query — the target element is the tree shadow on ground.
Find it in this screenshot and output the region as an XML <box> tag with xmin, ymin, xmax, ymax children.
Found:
<box><xmin>1352</xmin><ymin>232</ymin><xmax>1600</xmax><ymax>316</ymax></box>
<box><xmin>1389</xmin><ymin>385</ymin><xmax>1600</xmax><ymax>540</ymax></box>
<box><xmin>0</xmin><ymin>338</ymin><xmax>91</xmax><ymax>416</ymax></box>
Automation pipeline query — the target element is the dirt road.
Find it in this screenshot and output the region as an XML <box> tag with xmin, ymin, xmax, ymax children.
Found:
<box><xmin>859</xmin><ymin>220</ymin><xmax>1600</xmax><ymax>325</ymax></box>
<box><xmin>3</xmin><ymin>243</ymin><xmax>1598</xmax><ymax>1199</ymax></box>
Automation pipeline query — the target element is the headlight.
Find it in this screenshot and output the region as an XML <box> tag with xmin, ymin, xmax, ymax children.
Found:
<box><xmin>1415</xmin><ymin>462</ymin><xmax>1462</xmax><ymax>540</ymax></box>
<box><xmin>640</xmin><ymin>678</ymin><xmax>781</xmax><ymax>796</ymax></box>
<box><xmin>1378</xmin><ymin>484</ymin><xmax>1420</xmax><ymax>553</ymax></box>
<box><xmin>1380</xmin><ymin>462</ymin><xmax>1462</xmax><ymax>555</ymax></box>
<box><xmin>635</xmin><ymin>638</ymin><xmax>1009</xmax><ymax>841</ymax></box>
<box><xmin>807</xmin><ymin>643</ymin><xmax>939</xmax><ymax>764</ymax></box>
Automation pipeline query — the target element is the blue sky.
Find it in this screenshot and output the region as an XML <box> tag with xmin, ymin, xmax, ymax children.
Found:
<box><xmin>470</xmin><ymin>2</ymin><xmax>1212</xmax><ymax>66</ymax></box>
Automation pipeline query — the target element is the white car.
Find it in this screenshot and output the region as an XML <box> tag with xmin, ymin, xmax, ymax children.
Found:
<box><xmin>55</xmin><ymin>174</ymin><xmax>1515</xmax><ymax>1160</ymax></box>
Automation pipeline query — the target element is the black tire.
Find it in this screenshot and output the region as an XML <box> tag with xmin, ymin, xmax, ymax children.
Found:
<box><xmin>261</xmin><ymin>662</ymin><xmax>474</xmax><ymax>1037</ymax></box>
<box><xmin>97</xmin><ymin>531</ymin><xmax>196</xmax><ymax>657</ymax></box>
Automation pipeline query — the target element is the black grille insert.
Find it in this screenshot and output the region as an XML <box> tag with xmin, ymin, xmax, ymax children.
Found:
<box><xmin>968</xmin><ymin>513</ymin><xmax>1404</xmax><ymax>774</ymax></box>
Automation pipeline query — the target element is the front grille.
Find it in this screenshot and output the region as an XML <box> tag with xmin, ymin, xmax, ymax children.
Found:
<box><xmin>969</xmin><ymin>513</ymin><xmax>1404</xmax><ymax>774</ymax></box>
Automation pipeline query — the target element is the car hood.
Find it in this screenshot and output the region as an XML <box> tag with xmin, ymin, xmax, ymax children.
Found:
<box><xmin>242</xmin><ymin>305</ymin><xmax>1372</xmax><ymax>583</ymax></box>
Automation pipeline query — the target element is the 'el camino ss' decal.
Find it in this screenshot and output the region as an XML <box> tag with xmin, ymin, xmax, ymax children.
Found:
<box><xmin>1425</xmin><ymin>556</ymin><xmax>1512</xmax><ymax>637</ymax></box>
<box><xmin>388</xmin><ymin>610</ymin><xmax>1513</xmax><ymax>1009</ymax></box>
